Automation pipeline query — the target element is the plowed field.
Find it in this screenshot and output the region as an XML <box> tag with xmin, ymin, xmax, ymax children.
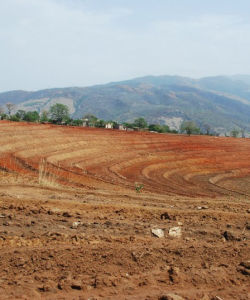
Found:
<box><xmin>0</xmin><ymin>121</ymin><xmax>249</xmax><ymax>300</ymax></box>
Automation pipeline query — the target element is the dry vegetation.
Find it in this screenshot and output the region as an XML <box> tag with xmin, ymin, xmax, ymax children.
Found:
<box><xmin>0</xmin><ymin>120</ymin><xmax>249</xmax><ymax>300</ymax></box>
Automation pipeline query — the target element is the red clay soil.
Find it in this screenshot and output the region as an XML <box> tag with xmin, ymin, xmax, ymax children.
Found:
<box><xmin>0</xmin><ymin>121</ymin><xmax>249</xmax><ymax>300</ymax></box>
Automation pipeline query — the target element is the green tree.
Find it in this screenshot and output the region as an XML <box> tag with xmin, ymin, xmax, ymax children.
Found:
<box><xmin>70</xmin><ymin>119</ymin><xmax>83</xmax><ymax>126</ymax></box>
<box><xmin>49</xmin><ymin>103</ymin><xmax>69</xmax><ymax>124</ymax></box>
<box><xmin>161</xmin><ymin>125</ymin><xmax>171</xmax><ymax>133</ymax></box>
<box><xmin>134</xmin><ymin>117</ymin><xmax>148</xmax><ymax>128</ymax></box>
<box><xmin>149</xmin><ymin>124</ymin><xmax>170</xmax><ymax>133</ymax></box>
<box><xmin>23</xmin><ymin>111</ymin><xmax>40</xmax><ymax>122</ymax></box>
<box><xmin>40</xmin><ymin>110</ymin><xmax>49</xmax><ymax>122</ymax></box>
<box><xmin>16</xmin><ymin>110</ymin><xmax>26</xmax><ymax>120</ymax></box>
<box><xmin>149</xmin><ymin>124</ymin><xmax>158</xmax><ymax>132</ymax></box>
<box><xmin>180</xmin><ymin>121</ymin><xmax>200</xmax><ymax>136</ymax></box>
<box><xmin>10</xmin><ymin>115</ymin><xmax>20</xmax><ymax>122</ymax></box>
<box><xmin>0</xmin><ymin>113</ymin><xmax>7</xmax><ymax>120</ymax></box>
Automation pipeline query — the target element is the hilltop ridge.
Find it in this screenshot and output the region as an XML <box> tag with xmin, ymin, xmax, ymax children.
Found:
<box><xmin>1</xmin><ymin>75</ymin><xmax>250</xmax><ymax>134</ymax></box>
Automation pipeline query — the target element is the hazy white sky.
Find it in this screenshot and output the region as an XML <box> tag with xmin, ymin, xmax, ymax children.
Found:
<box><xmin>1</xmin><ymin>0</ymin><xmax>250</xmax><ymax>92</ymax></box>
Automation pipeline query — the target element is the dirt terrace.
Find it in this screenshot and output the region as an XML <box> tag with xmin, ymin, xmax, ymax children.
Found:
<box><xmin>0</xmin><ymin>121</ymin><xmax>249</xmax><ymax>300</ymax></box>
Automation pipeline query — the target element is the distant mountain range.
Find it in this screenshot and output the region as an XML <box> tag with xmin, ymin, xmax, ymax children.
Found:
<box><xmin>1</xmin><ymin>75</ymin><xmax>250</xmax><ymax>135</ymax></box>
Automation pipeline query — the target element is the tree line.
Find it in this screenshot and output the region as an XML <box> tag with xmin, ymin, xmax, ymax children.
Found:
<box><xmin>0</xmin><ymin>102</ymin><xmax>244</xmax><ymax>137</ymax></box>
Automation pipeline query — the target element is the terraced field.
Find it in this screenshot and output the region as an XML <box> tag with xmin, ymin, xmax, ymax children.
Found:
<box><xmin>0</xmin><ymin>121</ymin><xmax>249</xmax><ymax>300</ymax></box>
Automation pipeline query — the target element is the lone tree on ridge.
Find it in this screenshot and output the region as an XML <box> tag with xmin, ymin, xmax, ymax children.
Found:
<box><xmin>180</xmin><ymin>121</ymin><xmax>200</xmax><ymax>136</ymax></box>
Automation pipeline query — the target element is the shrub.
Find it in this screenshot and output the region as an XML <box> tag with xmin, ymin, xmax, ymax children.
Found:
<box><xmin>135</xmin><ymin>183</ymin><xmax>144</xmax><ymax>193</ymax></box>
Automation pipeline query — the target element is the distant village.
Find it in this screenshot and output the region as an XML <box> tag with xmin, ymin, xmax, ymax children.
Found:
<box><xmin>82</xmin><ymin>117</ymin><xmax>150</xmax><ymax>132</ymax></box>
<box><xmin>0</xmin><ymin>102</ymin><xmax>246</xmax><ymax>137</ymax></box>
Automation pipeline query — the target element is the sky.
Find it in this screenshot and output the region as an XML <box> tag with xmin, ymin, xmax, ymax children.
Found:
<box><xmin>1</xmin><ymin>0</ymin><xmax>250</xmax><ymax>92</ymax></box>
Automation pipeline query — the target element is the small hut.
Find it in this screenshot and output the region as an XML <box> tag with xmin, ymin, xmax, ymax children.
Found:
<box><xmin>105</xmin><ymin>122</ymin><xmax>113</xmax><ymax>129</ymax></box>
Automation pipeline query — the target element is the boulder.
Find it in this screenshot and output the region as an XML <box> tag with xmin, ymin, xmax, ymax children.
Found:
<box><xmin>151</xmin><ymin>228</ymin><xmax>165</xmax><ymax>238</ymax></box>
<box><xmin>71</xmin><ymin>221</ymin><xmax>81</xmax><ymax>229</ymax></box>
<box><xmin>169</xmin><ymin>227</ymin><xmax>182</xmax><ymax>238</ymax></box>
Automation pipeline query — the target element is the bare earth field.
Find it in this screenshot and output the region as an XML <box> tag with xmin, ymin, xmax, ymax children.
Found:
<box><xmin>0</xmin><ymin>120</ymin><xmax>249</xmax><ymax>300</ymax></box>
